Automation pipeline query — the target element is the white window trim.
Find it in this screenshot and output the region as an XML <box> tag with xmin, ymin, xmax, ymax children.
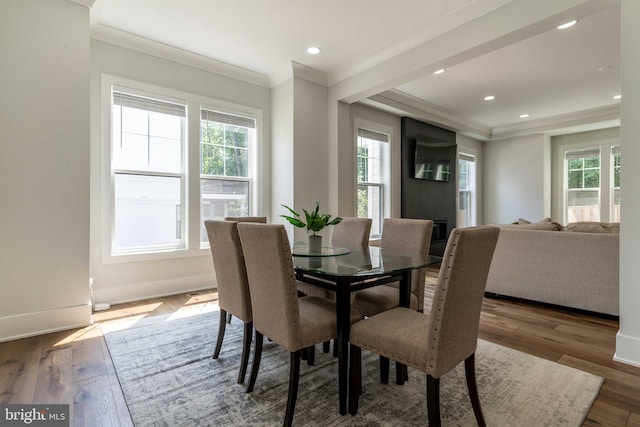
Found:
<box><xmin>554</xmin><ymin>138</ymin><xmax>620</xmax><ymax>225</ymax></box>
<box><xmin>100</xmin><ymin>74</ymin><xmax>263</xmax><ymax>264</ymax></box>
<box><xmin>354</xmin><ymin>118</ymin><xmax>392</xmax><ymax>240</ymax></box>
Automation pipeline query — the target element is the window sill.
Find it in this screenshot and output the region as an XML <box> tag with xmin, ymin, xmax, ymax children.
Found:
<box><xmin>102</xmin><ymin>247</ymin><xmax>210</xmax><ymax>265</ymax></box>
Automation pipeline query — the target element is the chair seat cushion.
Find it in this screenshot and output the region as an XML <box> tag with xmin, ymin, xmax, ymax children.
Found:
<box><xmin>352</xmin><ymin>284</ymin><xmax>419</xmax><ymax>317</ymax></box>
<box><xmin>297</xmin><ymin>297</ymin><xmax>362</xmax><ymax>350</ymax></box>
<box><xmin>349</xmin><ymin>307</ymin><xmax>429</xmax><ymax>371</ymax></box>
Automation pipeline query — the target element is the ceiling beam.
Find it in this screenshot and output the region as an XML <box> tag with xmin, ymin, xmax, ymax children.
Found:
<box><xmin>330</xmin><ymin>0</ymin><xmax>618</xmax><ymax>105</ymax></box>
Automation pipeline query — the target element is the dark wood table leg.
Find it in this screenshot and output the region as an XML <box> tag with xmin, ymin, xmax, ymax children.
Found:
<box><xmin>336</xmin><ymin>276</ymin><xmax>351</xmax><ymax>415</ymax></box>
<box><xmin>396</xmin><ymin>270</ymin><xmax>412</xmax><ymax>384</ymax></box>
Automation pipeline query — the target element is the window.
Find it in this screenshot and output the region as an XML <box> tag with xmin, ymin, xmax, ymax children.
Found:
<box><xmin>458</xmin><ymin>152</ymin><xmax>476</xmax><ymax>227</ymax></box>
<box><xmin>356</xmin><ymin>127</ymin><xmax>389</xmax><ymax>238</ymax></box>
<box><xmin>105</xmin><ymin>77</ymin><xmax>261</xmax><ymax>260</ymax></box>
<box><xmin>611</xmin><ymin>146</ymin><xmax>621</xmax><ymax>222</ymax></box>
<box><xmin>200</xmin><ymin>109</ymin><xmax>256</xmax><ymax>242</ymax></box>
<box><xmin>111</xmin><ymin>89</ymin><xmax>186</xmax><ymax>253</ymax></box>
<box><xmin>563</xmin><ymin>144</ymin><xmax>620</xmax><ymax>224</ymax></box>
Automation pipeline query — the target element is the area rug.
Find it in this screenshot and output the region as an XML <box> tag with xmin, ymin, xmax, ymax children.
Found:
<box><xmin>103</xmin><ymin>304</ymin><xmax>603</xmax><ymax>426</ymax></box>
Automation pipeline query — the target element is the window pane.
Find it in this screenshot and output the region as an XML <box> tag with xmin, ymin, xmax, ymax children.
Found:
<box><xmin>225</xmin><ymin>125</ymin><xmax>249</xmax><ymax>148</ymax></box>
<box><xmin>567</xmin><ymin>190</ymin><xmax>600</xmax><ymax>222</ymax></box>
<box><xmin>201</xmin><ymin>179</ymin><xmax>249</xmax><ymax>241</ymax></box>
<box><xmin>358</xmin><ymin>184</ymin><xmax>382</xmax><ymax>237</ymax></box>
<box><xmin>114</xmin><ymin>174</ymin><xmax>182</xmax><ymax>250</ymax></box>
<box><xmin>200</xmin><ymin>117</ymin><xmax>251</xmax><ymax>178</ymax></box>
<box><xmin>224</xmin><ymin>147</ymin><xmax>248</xmax><ymax>177</ymax></box>
<box><xmin>583</xmin><ymin>169</ymin><xmax>600</xmax><ymax>188</ymax></box>
<box><xmin>356</xmin><ymin>128</ymin><xmax>388</xmax><ymax>238</ymax></box>
<box><xmin>113</xmin><ymin>104</ymin><xmax>184</xmax><ymax>172</ymax></box>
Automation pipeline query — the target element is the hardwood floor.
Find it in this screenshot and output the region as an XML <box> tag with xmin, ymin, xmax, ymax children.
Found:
<box><xmin>1</xmin><ymin>272</ymin><xmax>639</xmax><ymax>426</ymax></box>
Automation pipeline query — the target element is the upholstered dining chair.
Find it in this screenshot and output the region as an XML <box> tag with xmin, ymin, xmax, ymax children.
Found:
<box><xmin>222</xmin><ymin>216</ymin><xmax>267</xmax><ymax>324</ymax></box>
<box><xmin>224</xmin><ymin>216</ymin><xmax>268</xmax><ymax>223</ymax></box>
<box><xmin>348</xmin><ymin>226</ymin><xmax>500</xmax><ymax>427</ymax></box>
<box><xmin>204</xmin><ymin>220</ymin><xmax>257</xmax><ymax>385</ymax></box>
<box><xmin>351</xmin><ymin>218</ymin><xmax>433</xmax><ymax>317</ymax></box>
<box><xmin>297</xmin><ymin>217</ymin><xmax>372</xmax><ymax>299</ymax></box>
<box><xmin>296</xmin><ymin>217</ymin><xmax>372</xmax><ymax>356</ymax></box>
<box><xmin>237</xmin><ymin>223</ymin><xmax>360</xmax><ymax>427</ymax></box>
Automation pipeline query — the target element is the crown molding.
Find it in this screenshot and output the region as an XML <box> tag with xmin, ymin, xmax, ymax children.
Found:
<box><xmin>90</xmin><ymin>24</ymin><xmax>270</xmax><ymax>88</ymax></box>
<box><xmin>491</xmin><ymin>104</ymin><xmax>621</xmax><ymax>140</ymax></box>
<box><xmin>366</xmin><ymin>89</ymin><xmax>493</xmax><ymax>141</ymax></box>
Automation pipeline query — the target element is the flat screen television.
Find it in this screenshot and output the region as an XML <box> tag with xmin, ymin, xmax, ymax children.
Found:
<box><xmin>414</xmin><ymin>139</ymin><xmax>455</xmax><ymax>182</ymax></box>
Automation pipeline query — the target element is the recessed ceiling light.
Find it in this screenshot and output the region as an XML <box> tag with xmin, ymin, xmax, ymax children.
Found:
<box><xmin>484</xmin><ymin>95</ymin><xmax>495</xmax><ymax>101</ymax></box>
<box><xmin>433</xmin><ymin>69</ymin><xmax>445</xmax><ymax>75</ymax></box>
<box><xmin>614</xmin><ymin>94</ymin><xmax>621</xmax><ymax>100</ymax></box>
<box><xmin>520</xmin><ymin>114</ymin><xmax>530</xmax><ymax>119</ymax></box>
<box><xmin>557</xmin><ymin>20</ymin><xmax>578</xmax><ymax>30</ymax></box>
<box><xmin>306</xmin><ymin>46</ymin><xmax>321</xmax><ymax>55</ymax></box>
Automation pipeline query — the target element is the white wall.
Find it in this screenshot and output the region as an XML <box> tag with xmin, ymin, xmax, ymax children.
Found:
<box><xmin>290</xmin><ymin>77</ymin><xmax>330</xmax><ymax>243</ymax></box>
<box><xmin>484</xmin><ymin>134</ymin><xmax>550</xmax><ymax>224</ymax></box>
<box><xmin>89</xmin><ymin>40</ymin><xmax>271</xmax><ymax>305</ymax></box>
<box><xmin>270</xmin><ymin>78</ymin><xmax>295</xmax><ymax>232</ymax></box>
<box><xmin>0</xmin><ymin>0</ymin><xmax>91</xmax><ymax>341</ymax></box>
<box><xmin>616</xmin><ymin>0</ymin><xmax>640</xmax><ymax>367</ymax></box>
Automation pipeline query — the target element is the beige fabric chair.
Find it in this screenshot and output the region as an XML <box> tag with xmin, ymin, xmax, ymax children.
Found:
<box><xmin>224</xmin><ymin>216</ymin><xmax>267</xmax><ymax>223</ymax></box>
<box><xmin>297</xmin><ymin>217</ymin><xmax>372</xmax><ymax>299</ymax></box>
<box><xmin>348</xmin><ymin>226</ymin><xmax>500</xmax><ymax>427</ymax></box>
<box><xmin>352</xmin><ymin>218</ymin><xmax>433</xmax><ymax>317</ymax></box>
<box><xmin>204</xmin><ymin>220</ymin><xmax>254</xmax><ymax>385</ymax></box>
<box><xmin>237</xmin><ymin>223</ymin><xmax>361</xmax><ymax>426</ymax></box>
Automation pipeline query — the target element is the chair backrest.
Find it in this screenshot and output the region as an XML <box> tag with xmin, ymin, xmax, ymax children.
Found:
<box><xmin>426</xmin><ymin>226</ymin><xmax>499</xmax><ymax>378</ymax></box>
<box><xmin>224</xmin><ymin>216</ymin><xmax>267</xmax><ymax>223</ymax></box>
<box><xmin>237</xmin><ymin>223</ymin><xmax>302</xmax><ymax>351</ymax></box>
<box><xmin>204</xmin><ymin>220</ymin><xmax>252</xmax><ymax>322</ymax></box>
<box><xmin>380</xmin><ymin>218</ymin><xmax>434</xmax><ymax>310</ymax></box>
<box><xmin>331</xmin><ymin>217</ymin><xmax>372</xmax><ymax>250</ymax></box>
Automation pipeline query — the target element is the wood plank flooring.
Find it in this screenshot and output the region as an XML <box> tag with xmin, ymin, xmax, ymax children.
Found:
<box><xmin>1</xmin><ymin>272</ymin><xmax>639</xmax><ymax>426</ymax></box>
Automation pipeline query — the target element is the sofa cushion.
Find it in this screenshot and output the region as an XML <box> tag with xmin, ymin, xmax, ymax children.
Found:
<box><xmin>565</xmin><ymin>221</ymin><xmax>620</xmax><ymax>234</ymax></box>
<box><xmin>504</xmin><ymin>217</ymin><xmax>563</xmax><ymax>231</ymax></box>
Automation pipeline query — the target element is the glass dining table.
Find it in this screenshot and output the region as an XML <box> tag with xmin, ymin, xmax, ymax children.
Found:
<box><xmin>292</xmin><ymin>245</ymin><xmax>442</xmax><ymax>415</ymax></box>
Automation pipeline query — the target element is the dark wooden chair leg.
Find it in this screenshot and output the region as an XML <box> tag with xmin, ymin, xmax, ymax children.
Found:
<box><xmin>246</xmin><ymin>331</ymin><xmax>263</xmax><ymax>393</ymax></box>
<box><xmin>348</xmin><ymin>344</ymin><xmax>362</xmax><ymax>415</ymax></box>
<box><xmin>237</xmin><ymin>321</ymin><xmax>253</xmax><ymax>384</ymax></box>
<box><xmin>426</xmin><ymin>375</ymin><xmax>441</xmax><ymax>427</ymax></box>
<box><xmin>396</xmin><ymin>362</ymin><xmax>406</xmax><ymax>385</ymax></box>
<box><xmin>213</xmin><ymin>309</ymin><xmax>227</xmax><ymax>359</ymax></box>
<box><xmin>465</xmin><ymin>354</ymin><xmax>486</xmax><ymax>427</ymax></box>
<box><xmin>333</xmin><ymin>338</ymin><xmax>338</xmax><ymax>357</ymax></box>
<box><xmin>306</xmin><ymin>345</ymin><xmax>315</xmax><ymax>366</ymax></box>
<box><xmin>323</xmin><ymin>341</ymin><xmax>330</xmax><ymax>353</ymax></box>
<box><xmin>284</xmin><ymin>351</ymin><xmax>301</xmax><ymax>427</ymax></box>
<box><xmin>380</xmin><ymin>355</ymin><xmax>389</xmax><ymax>384</ymax></box>
<box><xmin>226</xmin><ymin>312</ymin><xmax>232</xmax><ymax>324</ymax></box>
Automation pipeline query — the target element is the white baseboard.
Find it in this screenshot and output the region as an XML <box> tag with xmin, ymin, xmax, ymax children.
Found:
<box><xmin>91</xmin><ymin>273</ymin><xmax>216</xmax><ymax>306</ymax></box>
<box><xmin>0</xmin><ymin>304</ymin><xmax>93</xmax><ymax>343</ymax></box>
<box><xmin>614</xmin><ymin>331</ymin><xmax>640</xmax><ymax>368</ymax></box>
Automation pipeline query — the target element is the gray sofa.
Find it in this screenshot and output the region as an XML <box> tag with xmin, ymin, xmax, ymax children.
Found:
<box><xmin>484</xmin><ymin>226</ymin><xmax>619</xmax><ymax>316</ymax></box>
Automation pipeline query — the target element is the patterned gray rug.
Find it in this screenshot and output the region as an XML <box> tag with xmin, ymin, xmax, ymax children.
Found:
<box><xmin>103</xmin><ymin>304</ymin><xmax>603</xmax><ymax>426</ymax></box>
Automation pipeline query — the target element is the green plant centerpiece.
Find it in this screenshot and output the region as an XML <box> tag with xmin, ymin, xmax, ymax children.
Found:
<box><xmin>281</xmin><ymin>202</ymin><xmax>342</xmax><ymax>253</ymax></box>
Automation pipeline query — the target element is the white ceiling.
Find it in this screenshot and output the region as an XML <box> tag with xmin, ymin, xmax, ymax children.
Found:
<box><xmin>90</xmin><ymin>0</ymin><xmax>621</xmax><ymax>139</ymax></box>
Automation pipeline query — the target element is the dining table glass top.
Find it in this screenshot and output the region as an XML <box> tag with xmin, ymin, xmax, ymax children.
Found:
<box><xmin>292</xmin><ymin>245</ymin><xmax>441</xmax><ymax>277</ymax></box>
